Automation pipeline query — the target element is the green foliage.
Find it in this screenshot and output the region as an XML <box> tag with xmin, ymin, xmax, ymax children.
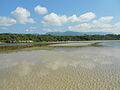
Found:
<box><xmin>0</xmin><ymin>33</ymin><xmax>120</xmax><ymax>43</ymax></box>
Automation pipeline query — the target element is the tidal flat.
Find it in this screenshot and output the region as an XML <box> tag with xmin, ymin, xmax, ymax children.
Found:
<box><xmin>0</xmin><ymin>41</ymin><xmax>120</xmax><ymax>90</ymax></box>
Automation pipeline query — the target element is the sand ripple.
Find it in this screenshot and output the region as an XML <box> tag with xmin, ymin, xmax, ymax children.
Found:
<box><xmin>0</xmin><ymin>47</ymin><xmax>120</xmax><ymax>90</ymax></box>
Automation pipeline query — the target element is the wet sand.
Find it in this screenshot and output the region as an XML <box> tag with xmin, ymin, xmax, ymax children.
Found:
<box><xmin>49</xmin><ymin>41</ymin><xmax>99</xmax><ymax>46</ymax></box>
<box><xmin>0</xmin><ymin>42</ymin><xmax>120</xmax><ymax>90</ymax></box>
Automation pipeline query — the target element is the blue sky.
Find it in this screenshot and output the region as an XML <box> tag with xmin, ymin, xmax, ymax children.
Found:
<box><xmin>0</xmin><ymin>0</ymin><xmax>120</xmax><ymax>34</ymax></box>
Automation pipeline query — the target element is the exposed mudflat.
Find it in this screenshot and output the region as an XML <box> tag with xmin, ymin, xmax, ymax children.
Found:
<box><xmin>49</xmin><ymin>41</ymin><xmax>99</xmax><ymax>46</ymax></box>
<box><xmin>0</xmin><ymin>42</ymin><xmax>120</xmax><ymax>90</ymax></box>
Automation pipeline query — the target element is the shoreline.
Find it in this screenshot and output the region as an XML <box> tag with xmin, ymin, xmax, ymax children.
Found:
<box><xmin>0</xmin><ymin>40</ymin><xmax>120</xmax><ymax>44</ymax></box>
<box><xmin>48</xmin><ymin>40</ymin><xmax>120</xmax><ymax>47</ymax></box>
<box><xmin>0</xmin><ymin>40</ymin><xmax>119</xmax><ymax>53</ymax></box>
<box><xmin>0</xmin><ymin>40</ymin><xmax>120</xmax><ymax>47</ymax></box>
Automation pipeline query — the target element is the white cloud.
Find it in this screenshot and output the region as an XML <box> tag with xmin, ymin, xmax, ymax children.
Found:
<box><xmin>68</xmin><ymin>23</ymin><xmax>115</xmax><ymax>32</ymax></box>
<box><xmin>11</xmin><ymin>7</ymin><xmax>35</xmax><ymax>24</ymax></box>
<box><xmin>113</xmin><ymin>22</ymin><xmax>120</xmax><ymax>33</ymax></box>
<box><xmin>40</xmin><ymin>12</ymin><xmax>119</xmax><ymax>33</ymax></box>
<box><xmin>92</xmin><ymin>20</ymin><xmax>113</xmax><ymax>28</ymax></box>
<box><xmin>68</xmin><ymin>23</ymin><xmax>92</xmax><ymax>32</ymax></box>
<box><xmin>42</xmin><ymin>12</ymin><xmax>96</xmax><ymax>26</ymax></box>
<box><xmin>68</xmin><ymin>17</ymin><xmax>116</xmax><ymax>33</ymax></box>
<box><xmin>68</xmin><ymin>12</ymin><xmax>95</xmax><ymax>23</ymax></box>
<box><xmin>114</xmin><ymin>22</ymin><xmax>120</xmax><ymax>28</ymax></box>
<box><xmin>78</xmin><ymin>12</ymin><xmax>96</xmax><ymax>22</ymax></box>
<box><xmin>68</xmin><ymin>20</ymin><xmax>120</xmax><ymax>33</ymax></box>
<box><xmin>34</xmin><ymin>5</ymin><xmax>48</xmax><ymax>15</ymax></box>
<box><xmin>98</xmin><ymin>16</ymin><xmax>114</xmax><ymax>22</ymax></box>
<box><xmin>42</xmin><ymin>13</ymin><xmax>68</xmax><ymax>26</ymax></box>
<box><xmin>68</xmin><ymin>14</ymin><xmax>80</xmax><ymax>22</ymax></box>
<box><xmin>0</xmin><ymin>16</ymin><xmax>16</xmax><ymax>26</ymax></box>
<box><xmin>68</xmin><ymin>15</ymin><xmax>118</xmax><ymax>33</ymax></box>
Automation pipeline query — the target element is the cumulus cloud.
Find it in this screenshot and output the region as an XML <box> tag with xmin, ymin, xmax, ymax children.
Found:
<box><xmin>68</xmin><ymin>23</ymin><xmax>115</xmax><ymax>33</ymax></box>
<box><xmin>68</xmin><ymin>14</ymin><xmax>80</xmax><ymax>22</ymax></box>
<box><xmin>11</xmin><ymin>7</ymin><xmax>35</xmax><ymax>24</ymax></box>
<box><xmin>68</xmin><ymin>12</ymin><xmax>95</xmax><ymax>22</ymax></box>
<box><xmin>68</xmin><ymin>23</ymin><xmax>92</xmax><ymax>32</ymax></box>
<box><xmin>113</xmin><ymin>22</ymin><xmax>120</xmax><ymax>32</ymax></box>
<box><xmin>0</xmin><ymin>16</ymin><xmax>16</xmax><ymax>26</ymax></box>
<box><xmin>79</xmin><ymin>12</ymin><xmax>96</xmax><ymax>22</ymax></box>
<box><xmin>98</xmin><ymin>16</ymin><xmax>114</xmax><ymax>22</ymax></box>
<box><xmin>34</xmin><ymin>5</ymin><xmax>48</xmax><ymax>15</ymax></box>
<box><xmin>69</xmin><ymin>19</ymin><xmax>115</xmax><ymax>33</ymax></box>
<box><xmin>42</xmin><ymin>13</ymin><xmax>68</xmax><ymax>26</ymax></box>
<box><xmin>68</xmin><ymin>16</ymin><xmax>118</xmax><ymax>33</ymax></box>
<box><xmin>42</xmin><ymin>12</ymin><xmax>95</xmax><ymax>26</ymax></box>
<box><xmin>114</xmin><ymin>22</ymin><xmax>120</xmax><ymax>27</ymax></box>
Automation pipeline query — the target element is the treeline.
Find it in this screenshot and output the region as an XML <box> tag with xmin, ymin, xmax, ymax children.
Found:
<box><xmin>0</xmin><ymin>33</ymin><xmax>120</xmax><ymax>43</ymax></box>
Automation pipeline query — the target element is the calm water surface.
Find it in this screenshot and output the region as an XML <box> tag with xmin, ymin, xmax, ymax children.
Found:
<box><xmin>0</xmin><ymin>41</ymin><xmax>120</xmax><ymax>90</ymax></box>
<box><xmin>0</xmin><ymin>42</ymin><xmax>49</xmax><ymax>46</ymax></box>
<box><xmin>100</xmin><ymin>41</ymin><xmax>120</xmax><ymax>47</ymax></box>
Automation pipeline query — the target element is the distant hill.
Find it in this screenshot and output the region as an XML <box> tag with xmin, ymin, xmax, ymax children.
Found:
<box><xmin>46</xmin><ymin>31</ymin><xmax>112</xmax><ymax>36</ymax></box>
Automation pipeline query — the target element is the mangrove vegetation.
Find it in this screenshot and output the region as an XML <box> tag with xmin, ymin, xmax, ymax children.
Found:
<box><xmin>0</xmin><ymin>33</ymin><xmax>120</xmax><ymax>43</ymax></box>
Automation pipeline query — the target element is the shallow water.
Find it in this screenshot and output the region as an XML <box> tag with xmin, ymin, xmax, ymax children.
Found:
<box><xmin>100</xmin><ymin>41</ymin><xmax>120</xmax><ymax>47</ymax></box>
<box><xmin>0</xmin><ymin>42</ymin><xmax>49</xmax><ymax>46</ymax></box>
<box><xmin>0</xmin><ymin>42</ymin><xmax>120</xmax><ymax>90</ymax></box>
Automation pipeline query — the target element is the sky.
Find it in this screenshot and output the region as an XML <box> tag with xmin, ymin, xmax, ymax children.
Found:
<box><xmin>0</xmin><ymin>0</ymin><xmax>120</xmax><ymax>34</ymax></box>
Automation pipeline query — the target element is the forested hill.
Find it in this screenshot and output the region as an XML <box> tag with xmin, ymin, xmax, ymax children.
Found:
<box><xmin>0</xmin><ymin>33</ymin><xmax>120</xmax><ymax>43</ymax></box>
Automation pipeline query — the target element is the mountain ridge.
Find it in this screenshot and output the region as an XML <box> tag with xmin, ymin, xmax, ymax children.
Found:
<box><xmin>46</xmin><ymin>31</ymin><xmax>113</xmax><ymax>36</ymax></box>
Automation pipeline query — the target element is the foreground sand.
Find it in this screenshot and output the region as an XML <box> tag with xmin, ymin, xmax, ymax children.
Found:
<box><xmin>0</xmin><ymin>41</ymin><xmax>120</xmax><ymax>90</ymax></box>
